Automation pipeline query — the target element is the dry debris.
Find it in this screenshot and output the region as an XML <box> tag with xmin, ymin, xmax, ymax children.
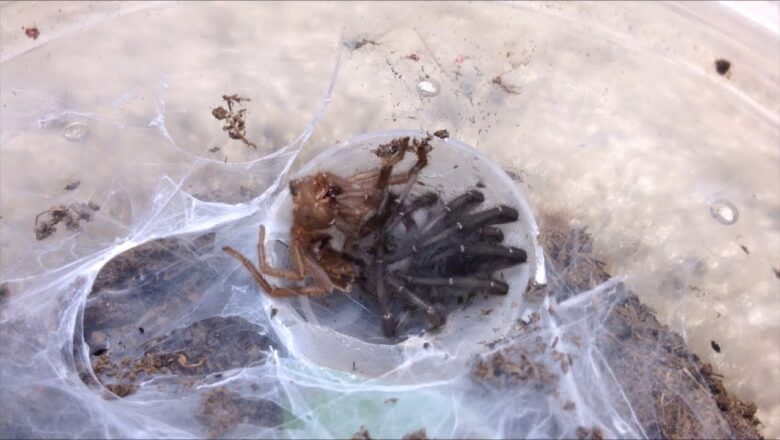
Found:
<box><xmin>34</xmin><ymin>202</ymin><xmax>100</xmax><ymax>240</ymax></box>
<box><xmin>212</xmin><ymin>94</ymin><xmax>257</xmax><ymax>149</ymax></box>
<box><xmin>402</xmin><ymin>428</ymin><xmax>428</xmax><ymax>440</ymax></box>
<box><xmin>196</xmin><ymin>387</ymin><xmax>283</xmax><ymax>438</ymax></box>
<box><xmin>351</xmin><ymin>425</ymin><xmax>373</xmax><ymax>440</ymax></box>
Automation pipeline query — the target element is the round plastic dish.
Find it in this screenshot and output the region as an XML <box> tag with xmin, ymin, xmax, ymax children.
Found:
<box><xmin>263</xmin><ymin>129</ymin><xmax>546</xmax><ymax>383</ymax></box>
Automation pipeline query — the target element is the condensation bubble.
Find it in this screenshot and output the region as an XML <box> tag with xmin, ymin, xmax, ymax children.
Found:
<box><xmin>710</xmin><ymin>199</ymin><xmax>739</xmax><ymax>225</ymax></box>
<box><xmin>63</xmin><ymin>122</ymin><xmax>89</xmax><ymax>141</ymax></box>
<box><xmin>417</xmin><ymin>78</ymin><xmax>440</xmax><ymax>97</ymax></box>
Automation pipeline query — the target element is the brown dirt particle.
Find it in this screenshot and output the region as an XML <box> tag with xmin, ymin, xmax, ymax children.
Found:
<box><xmin>23</xmin><ymin>26</ymin><xmax>40</xmax><ymax>40</ymax></box>
<box><xmin>715</xmin><ymin>59</ymin><xmax>731</xmax><ymax>76</ymax></box>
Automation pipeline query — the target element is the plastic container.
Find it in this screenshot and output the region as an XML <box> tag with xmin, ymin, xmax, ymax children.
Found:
<box><xmin>263</xmin><ymin>129</ymin><xmax>545</xmax><ymax>381</ymax></box>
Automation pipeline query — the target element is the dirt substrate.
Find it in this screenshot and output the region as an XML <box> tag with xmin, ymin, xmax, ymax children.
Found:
<box><xmin>75</xmin><ymin>232</ymin><xmax>284</xmax><ymax>437</ymax></box>
<box><xmin>78</xmin><ymin>220</ymin><xmax>762</xmax><ymax>439</ymax></box>
<box><xmin>472</xmin><ymin>213</ymin><xmax>763</xmax><ymax>439</ymax></box>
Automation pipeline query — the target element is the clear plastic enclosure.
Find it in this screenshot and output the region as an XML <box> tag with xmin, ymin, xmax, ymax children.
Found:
<box><xmin>1</xmin><ymin>2</ymin><xmax>778</xmax><ymax>439</ymax></box>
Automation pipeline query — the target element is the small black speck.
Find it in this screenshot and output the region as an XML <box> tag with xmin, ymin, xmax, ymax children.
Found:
<box><xmin>352</xmin><ymin>361</ymin><xmax>356</xmax><ymax>371</ymax></box>
<box><xmin>270</xmin><ymin>307</ymin><xmax>278</xmax><ymax>318</ymax></box>
<box><xmin>138</xmin><ymin>327</ymin><xmax>144</xmax><ymax>334</ymax></box>
<box><xmin>717</xmin><ymin>401</ymin><xmax>728</xmax><ymax>411</ymax></box>
<box><xmin>711</xmin><ymin>340</ymin><xmax>721</xmax><ymax>353</ymax></box>
<box><xmin>740</xmin><ymin>244</ymin><xmax>749</xmax><ymax>255</ymax></box>
<box><xmin>715</xmin><ymin>59</ymin><xmax>731</xmax><ymax>76</ymax></box>
<box><xmin>208</xmin><ymin>146</ymin><xmax>221</xmax><ymax>153</ymax></box>
<box><xmin>423</xmin><ymin>342</ymin><xmax>430</xmax><ymax>349</ymax></box>
<box><xmin>214</xmin><ymin>373</ymin><xmax>222</xmax><ymax>379</ymax></box>
<box><xmin>92</xmin><ymin>348</ymin><xmax>108</xmax><ymax>356</ymax></box>
<box><xmin>475</xmin><ymin>181</ymin><xmax>485</xmax><ymax>188</ymax></box>
<box><xmin>457</xmin><ymin>295</ymin><xmax>464</xmax><ymax>304</ymax></box>
<box><xmin>773</xmin><ymin>267</ymin><xmax>780</xmax><ymax>279</ymax></box>
<box><xmin>64</xmin><ymin>181</ymin><xmax>81</xmax><ymax>191</ymax></box>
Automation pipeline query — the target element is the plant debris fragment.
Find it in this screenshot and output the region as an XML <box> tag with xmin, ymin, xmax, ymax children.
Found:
<box><xmin>212</xmin><ymin>94</ymin><xmax>257</xmax><ymax>149</ymax></box>
<box><xmin>34</xmin><ymin>202</ymin><xmax>100</xmax><ymax>240</ymax></box>
<box><xmin>576</xmin><ymin>426</ymin><xmax>605</xmax><ymax>440</ymax></box>
<box><xmin>492</xmin><ymin>75</ymin><xmax>521</xmax><ymax>95</ymax></box>
<box><xmin>196</xmin><ymin>387</ymin><xmax>283</xmax><ymax>438</ymax></box>
<box><xmin>104</xmin><ymin>383</ymin><xmax>137</xmax><ymax>398</ymax></box>
<box><xmin>432</xmin><ymin>129</ymin><xmax>449</xmax><ymax>139</ymax></box>
<box><xmin>346</xmin><ymin>38</ymin><xmax>380</xmax><ymax>50</ymax></box>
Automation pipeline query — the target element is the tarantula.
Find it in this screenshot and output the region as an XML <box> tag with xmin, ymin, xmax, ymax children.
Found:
<box><xmin>357</xmin><ymin>189</ymin><xmax>528</xmax><ymax>337</ymax></box>
<box><xmin>223</xmin><ymin>136</ymin><xmax>432</xmax><ymax>298</ymax></box>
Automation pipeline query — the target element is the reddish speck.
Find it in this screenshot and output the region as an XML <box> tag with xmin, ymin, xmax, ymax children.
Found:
<box><xmin>455</xmin><ymin>55</ymin><xmax>465</xmax><ymax>65</ymax></box>
<box><xmin>404</xmin><ymin>53</ymin><xmax>420</xmax><ymax>61</ymax></box>
<box><xmin>24</xmin><ymin>26</ymin><xmax>40</xmax><ymax>40</ymax></box>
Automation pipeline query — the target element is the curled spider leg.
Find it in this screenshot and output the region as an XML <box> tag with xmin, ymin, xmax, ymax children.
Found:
<box><xmin>360</xmin><ymin>141</ymin><xmax>431</xmax><ymax>236</ymax></box>
<box><xmin>348</xmin><ymin>136</ymin><xmax>412</xmax><ymax>188</ymax></box>
<box><xmin>225</xmin><ymin>245</ymin><xmax>337</xmax><ymax>297</ymax></box>
<box><xmin>223</xmin><ymin>246</ymin><xmax>300</xmax><ymax>297</ymax></box>
<box><xmin>256</xmin><ymin>225</ymin><xmax>306</xmax><ymax>280</ymax></box>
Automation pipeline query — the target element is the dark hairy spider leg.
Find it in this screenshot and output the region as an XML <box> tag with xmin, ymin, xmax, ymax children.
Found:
<box><xmin>369</xmin><ymin>211</ymin><xmax>401</xmax><ymax>336</ymax></box>
<box><xmin>420</xmin><ymin>205</ymin><xmax>519</xmax><ymax>247</ymax></box>
<box><xmin>366</xmin><ymin>193</ymin><xmax>430</xmax><ymax>336</ymax></box>
<box><xmin>397</xmin><ymin>273</ymin><xmax>510</xmax><ymax>295</ymax></box>
<box><xmin>358</xmin><ymin>192</ymin><xmax>400</xmax><ymax>239</ymax></box>
<box><xmin>479</xmin><ymin>226</ymin><xmax>504</xmax><ymax>243</ymax></box>
<box><xmin>417</xmin><ymin>190</ymin><xmax>485</xmax><ymax>238</ymax></box>
<box><xmin>428</xmin><ymin>243</ymin><xmax>527</xmax><ymax>276</ymax></box>
<box><xmin>387</xmin><ymin>191</ymin><xmax>439</xmax><ymax>232</ymax></box>
<box><xmin>386</xmin><ymin>275</ymin><xmax>445</xmax><ymax>328</ymax></box>
<box><xmin>384</xmin><ymin>206</ymin><xmax>519</xmax><ymax>267</ymax></box>
<box><xmin>374</xmin><ymin>261</ymin><xmax>399</xmax><ymax>337</ymax></box>
<box><xmin>427</xmin><ymin>242</ymin><xmax>527</xmax><ymax>265</ymax></box>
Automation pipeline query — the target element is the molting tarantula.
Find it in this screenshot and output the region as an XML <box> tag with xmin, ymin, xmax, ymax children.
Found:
<box><xmin>358</xmin><ymin>188</ymin><xmax>528</xmax><ymax>337</ymax></box>
<box><xmin>222</xmin><ymin>136</ymin><xmax>432</xmax><ymax>298</ymax></box>
<box><xmin>224</xmin><ymin>132</ymin><xmax>527</xmax><ymax>339</ymax></box>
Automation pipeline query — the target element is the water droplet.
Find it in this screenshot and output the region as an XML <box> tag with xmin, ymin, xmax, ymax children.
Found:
<box><xmin>417</xmin><ymin>78</ymin><xmax>440</xmax><ymax>97</ymax></box>
<box><xmin>63</xmin><ymin>122</ymin><xmax>89</xmax><ymax>141</ymax></box>
<box><xmin>710</xmin><ymin>199</ymin><xmax>739</xmax><ymax>225</ymax></box>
